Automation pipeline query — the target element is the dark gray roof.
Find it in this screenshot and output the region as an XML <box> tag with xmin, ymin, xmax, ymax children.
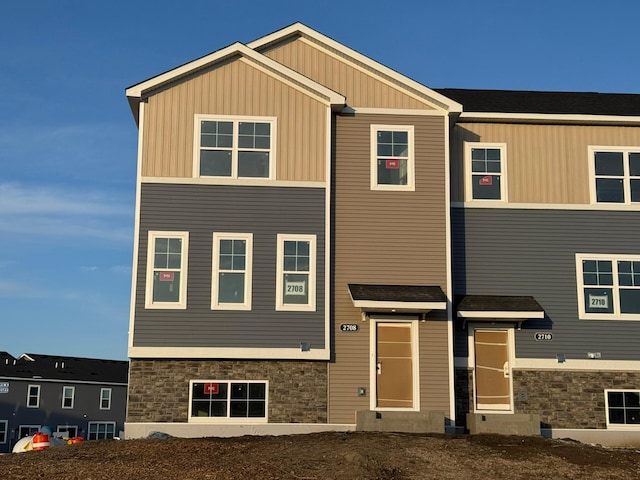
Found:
<box><xmin>349</xmin><ymin>284</ymin><xmax>446</xmax><ymax>303</ymax></box>
<box><xmin>456</xmin><ymin>295</ymin><xmax>544</xmax><ymax>313</ymax></box>
<box><xmin>0</xmin><ymin>353</ymin><xmax>128</xmax><ymax>384</ymax></box>
<box><xmin>434</xmin><ymin>88</ymin><xmax>640</xmax><ymax>116</ymax></box>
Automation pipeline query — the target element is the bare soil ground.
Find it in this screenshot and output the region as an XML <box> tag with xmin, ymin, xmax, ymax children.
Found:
<box><xmin>1</xmin><ymin>431</ymin><xmax>639</xmax><ymax>479</ymax></box>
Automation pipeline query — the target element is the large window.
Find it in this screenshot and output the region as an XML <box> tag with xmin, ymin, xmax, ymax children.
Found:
<box><xmin>370</xmin><ymin>125</ymin><xmax>415</xmax><ymax>191</ymax></box>
<box><xmin>0</xmin><ymin>421</ymin><xmax>7</xmax><ymax>444</ymax></box>
<box><xmin>100</xmin><ymin>388</ymin><xmax>112</xmax><ymax>410</ymax></box>
<box><xmin>87</xmin><ymin>422</ymin><xmax>116</xmax><ymax>440</ymax></box>
<box><xmin>576</xmin><ymin>254</ymin><xmax>640</xmax><ymax>319</ymax></box>
<box><xmin>19</xmin><ymin>425</ymin><xmax>40</xmax><ymax>438</ymax></box>
<box><xmin>189</xmin><ymin>380</ymin><xmax>267</xmax><ymax>422</ymax></box>
<box><xmin>195</xmin><ymin>115</ymin><xmax>275</xmax><ymax>179</ymax></box>
<box><xmin>27</xmin><ymin>385</ymin><xmax>40</xmax><ymax>408</ymax></box>
<box><xmin>56</xmin><ymin>425</ymin><xmax>78</xmax><ymax>438</ymax></box>
<box><xmin>145</xmin><ymin>231</ymin><xmax>189</xmax><ymax>309</ymax></box>
<box><xmin>62</xmin><ymin>386</ymin><xmax>74</xmax><ymax>409</ymax></box>
<box><xmin>276</xmin><ymin>234</ymin><xmax>316</xmax><ymax>311</ymax></box>
<box><xmin>590</xmin><ymin>147</ymin><xmax>640</xmax><ymax>204</ymax></box>
<box><xmin>465</xmin><ymin>142</ymin><xmax>507</xmax><ymax>201</ymax></box>
<box><xmin>606</xmin><ymin>390</ymin><xmax>640</xmax><ymax>427</ymax></box>
<box><xmin>211</xmin><ymin>233</ymin><xmax>253</xmax><ymax>310</ymax></box>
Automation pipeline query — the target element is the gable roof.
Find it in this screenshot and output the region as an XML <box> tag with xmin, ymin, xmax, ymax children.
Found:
<box><xmin>0</xmin><ymin>353</ymin><xmax>128</xmax><ymax>384</ymax></box>
<box><xmin>435</xmin><ymin>88</ymin><xmax>640</xmax><ymax>116</ymax></box>
<box><xmin>126</xmin><ymin>40</ymin><xmax>346</xmax><ymax>124</ymax></box>
<box><xmin>248</xmin><ymin>23</ymin><xmax>462</xmax><ymax>114</ymax></box>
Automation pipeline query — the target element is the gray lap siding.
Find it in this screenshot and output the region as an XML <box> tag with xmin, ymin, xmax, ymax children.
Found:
<box><xmin>452</xmin><ymin>207</ymin><xmax>640</xmax><ymax>360</ymax></box>
<box><xmin>133</xmin><ymin>183</ymin><xmax>326</xmax><ymax>349</ymax></box>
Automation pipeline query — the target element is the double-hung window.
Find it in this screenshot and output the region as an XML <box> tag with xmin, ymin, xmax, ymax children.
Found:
<box><xmin>189</xmin><ymin>380</ymin><xmax>267</xmax><ymax>422</ymax></box>
<box><xmin>465</xmin><ymin>142</ymin><xmax>507</xmax><ymax>201</ymax></box>
<box><xmin>145</xmin><ymin>231</ymin><xmax>189</xmax><ymax>309</ymax></box>
<box><xmin>100</xmin><ymin>388</ymin><xmax>112</xmax><ymax>410</ymax></box>
<box><xmin>211</xmin><ymin>233</ymin><xmax>253</xmax><ymax>310</ymax></box>
<box><xmin>576</xmin><ymin>254</ymin><xmax>640</xmax><ymax>319</ymax></box>
<box><xmin>590</xmin><ymin>147</ymin><xmax>640</xmax><ymax>204</ymax></box>
<box><xmin>62</xmin><ymin>386</ymin><xmax>74</xmax><ymax>409</ymax></box>
<box><xmin>606</xmin><ymin>390</ymin><xmax>640</xmax><ymax>427</ymax></box>
<box><xmin>27</xmin><ymin>385</ymin><xmax>40</xmax><ymax>408</ymax></box>
<box><xmin>0</xmin><ymin>421</ymin><xmax>7</xmax><ymax>444</ymax></box>
<box><xmin>195</xmin><ymin>115</ymin><xmax>275</xmax><ymax>179</ymax></box>
<box><xmin>276</xmin><ymin>234</ymin><xmax>316</xmax><ymax>311</ymax></box>
<box><xmin>370</xmin><ymin>125</ymin><xmax>415</xmax><ymax>191</ymax></box>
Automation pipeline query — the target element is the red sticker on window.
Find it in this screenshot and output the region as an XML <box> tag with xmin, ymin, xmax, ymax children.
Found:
<box><xmin>386</xmin><ymin>159</ymin><xmax>399</xmax><ymax>169</ymax></box>
<box><xmin>159</xmin><ymin>272</ymin><xmax>174</xmax><ymax>281</ymax></box>
<box><xmin>204</xmin><ymin>383</ymin><xmax>219</xmax><ymax>395</ymax></box>
<box><xmin>479</xmin><ymin>175</ymin><xmax>493</xmax><ymax>185</ymax></box>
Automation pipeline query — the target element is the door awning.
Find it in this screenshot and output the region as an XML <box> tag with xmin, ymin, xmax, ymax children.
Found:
<box><xmin>348</xmin><ymin>284</ymin><xmax>447</xmax><ymax>313</ymax></box>
<box><xmin>456</xmin><ymin>295</ymin><xmax>544</xmax><ymax>328</ymax></box>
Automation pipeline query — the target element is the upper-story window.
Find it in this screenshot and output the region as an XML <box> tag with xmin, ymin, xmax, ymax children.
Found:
<box><xmin>276</xmin><ymin>234</ymin><xmax>316</xmax><ymax>311</ymax></box>
<box><xmin>211</xmin><ymin>233</ymin><xmax>253</xmax><ymax>310</ymax></box>
<box><xmin>370</xmin><ymin>125</ymin><xmax>415</xmax><ymax>191</ymax></box>
<box><xmin>590</xmin><ymin>147</ymin><xmax>640</xmax><ymax>204</ymax></box>
<box><xmin>62</xmin><ymin>386</ymin><xmax>75</xmax><ymax>409</ymax></box>
<box><xmin>27</xmin><ymin>385</ymin><xmax>40</xmax><ymax>408</ymax></box>
<box><xmin>576</xmin><ymin>253</ymin><xmax>640</xmax><ymax>319</ymax></box>
<box><xmin>465</xmin><ymin>142</ymin><xmax>507</xmax><ymax>202</ymax></box>
<box><xmin>100</xmin><ymin>388</ymin><xmax>112</xmax><ymax>410</ymax></box>
<box><xmin>195</xmin><ymin>115</ymin><xmax>276</xmax><ymax>179</ymax></box>
<box><xmin>145</xmin><ymin>231</ymin><xmax>189</xmax><ymax>309</ymax></box>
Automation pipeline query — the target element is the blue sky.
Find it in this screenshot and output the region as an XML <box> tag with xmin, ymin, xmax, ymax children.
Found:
<box><xmin>1</xmin><ymin>1</ymin><xmax>639</xmax><ymax>361</ymax></box>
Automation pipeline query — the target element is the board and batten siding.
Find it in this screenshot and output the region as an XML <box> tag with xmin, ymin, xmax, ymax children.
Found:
<box><xmin>259</xmin><ymin>36</ymin><xmax>436</xmax><ymax>110</ymax></box>
<box><xmin>133</xmin><ymin>184</ymin><xmax>325</xmax><ymax>349</ymax></box>
<box><xmin>329</xmin><ymin>113</ymin><xmax>450</xmax><ymax>423</ymax></box>
<box><xmin>450</xmin><ymin>123</ymin><xmax>640</xmax><ymax>204</ymax></box>
<box><xmin>141</xmin><ymin>56</ymin><xmax>327</xmax><ymax>182</ymax></box>
<box><xmin>452</xmin><ymin>207</ymin><xmax>640</xmax><ymax>360</ymax></box>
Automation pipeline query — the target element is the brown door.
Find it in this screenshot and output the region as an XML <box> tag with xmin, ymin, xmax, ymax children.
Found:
<box><xmin>474</xmin><ymin>329</ymin><xmax>511</xmax><ymax>410</ymax></box>
<box><xmin>376</xmin><ymin>323</ymin><xmax>413</xmax><ymax>408</ymax></box>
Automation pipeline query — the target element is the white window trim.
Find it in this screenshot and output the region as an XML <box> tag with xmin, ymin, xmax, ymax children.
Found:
<box><xmin>464</xmin><ymin>142</ymin><xmax>508</xmax><ymax>203</ymax></box>
<box><xmin>26</xmin><ymin>384</ymin><xmax>40</xmax><ymax>408</ymax></box>
<box><xmin>19</xmin><ymin>425</ymin><xmax>40</xmax><ymax>438</ymax></box>
<box><xmin>188</xmin><ymin>380</ymin><xmax>269</xmax><ymax>423</ymax></box>
<box><xmin>604</xmin><ymin>389</ymin><xmax>640</xmax><ymax>429</ymax></box>
<box><xmin>576</xmin><ymin>253</ymin><xmax>640</xmax><ymax>320</ymax></box>
<box><xmin>193</xmin><ymin>114</ymin><xmax>277</xmax><ymax>180</ymax></box>
<box><xmin>588</xmin><ymin>146</ymin><xmax>640</xmax><ymax>205</ymax></box>
<box><xmin>100</xmin><ymin>388</ymin><xmax>112</xmax><ymax>410</ymax></box>
<box><xmin>0</xmin><ymin>420</ymin><xmax>7</xmax><ymax>444</ymax></box>
<box><xmin>211</xmin><ymin>232</ymin><xmax>253</xmax><ymax>310</ymax></box>
<box><xmin>55</xmin><ymin>425</ymin><xmax>79</xmax><ymax>438</ymax></box>
<box><xmin>275</xmin><ymin>234</ymin><xmax>317</xmax><ymax>312</ymax></box>
<box><xmin>87</xmin><ymin>421</ymin><xmax>116</xmax><ymax>440</ymax></box>
<box><xmin>145</xmin><ymin>231</ymin><xmax>189</xmax><ymax>310</ymax></box>
<box><xmin>62</xmin><ymin>386</ymin><xmax>75</xmax><ymax>409</ymax></box>
<box><xmin>370</xmin><ymin>125</ymin><xmax>415</xmax><ymax>191</ymax></box>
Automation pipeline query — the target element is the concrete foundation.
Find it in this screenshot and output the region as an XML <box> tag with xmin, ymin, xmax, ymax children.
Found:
<box><xmin>466</xmin><ymin>413</ymin><xmax>541</xmax><ymax>436</ymax></box>
<box><xmin>356</xmin><ymin>410</ymin><xmax>445</xmax><ymax>433</ymax></box>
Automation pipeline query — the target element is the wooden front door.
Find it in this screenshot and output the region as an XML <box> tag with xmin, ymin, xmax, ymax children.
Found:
<box><xmin>474</xmin><ymin>329</ymin><xmax>511</xmax><ymax>411</ymax></box>
<box><xmin>376</xmin><ymin>323</ymin><xmax>413</xmax><ymax>408</ymax></box>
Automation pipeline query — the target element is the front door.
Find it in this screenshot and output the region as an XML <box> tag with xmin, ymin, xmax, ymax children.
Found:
<box><xmin>376</xmin><ymin>322</ymin><xmax>414</xmax><ymax>408</ymax></box>
<box><xmin>473</xmin><ymin>329</ymin><xmax>512</xmax><ymax>411</ymax></box>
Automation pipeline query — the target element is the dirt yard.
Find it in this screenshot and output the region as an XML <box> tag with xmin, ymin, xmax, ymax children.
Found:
<box><xmin>1</xmin><ymin>431</ymin><xmax>639</xmax><ymax>479</ymax></box>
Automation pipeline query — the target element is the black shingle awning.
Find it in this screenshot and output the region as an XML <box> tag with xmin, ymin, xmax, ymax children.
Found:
<box><xmin>348</xmin><ymin>284</ymin><xmax>447</xmax><ymax>313</ymax></box>
<box><xmin>456</xmin><ymin>295</ymin><xmax>544</xmax><ymax>319</ymax></box>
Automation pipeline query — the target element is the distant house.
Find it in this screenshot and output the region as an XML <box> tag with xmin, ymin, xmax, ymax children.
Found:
<box><xmin>124</xmin><ymin>22</ymin><xmax>640</xmax><ymax>446</ymax></box>
<box><xmin>0</xmin><ymin>352</ymin><xmax>128</xmax><ymax>452</ymax></box>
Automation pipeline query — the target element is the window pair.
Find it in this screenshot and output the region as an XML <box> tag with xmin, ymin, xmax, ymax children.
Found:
<box><xmin>146</xmin><ymin>232</ymin><xmax>316</xmax><ymax>311</ymax></box>
<box><xmin>591</xmin><ymin>147</ymin><xmax>640</xmax><ymax>204</ymax></box>
<box><xmin>189</xmin><ymin>380</ymin><xmax>267</xmax><ymax>422</ymax></box>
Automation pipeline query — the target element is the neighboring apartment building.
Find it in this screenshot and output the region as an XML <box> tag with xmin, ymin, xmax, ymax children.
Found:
<box><xmin>0</xmin><ymin>352</ymin><xmax>128</xmax><ymax>452</ymax></box>
<box><xmin>124</xmin><ymin>23</ymin><xmax>640</xmax><ymax>445</ymax></box>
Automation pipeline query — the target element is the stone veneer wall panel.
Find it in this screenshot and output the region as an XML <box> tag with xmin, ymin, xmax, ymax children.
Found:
<box><xmin>127</xmin><ymin>359</ymin><xmax>328</xmax><ymax>423</ymax></box>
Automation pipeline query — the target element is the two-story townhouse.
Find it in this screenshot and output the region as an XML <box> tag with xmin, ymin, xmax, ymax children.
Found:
<box><xmin>125</xmin><ymin>23</ymin><xmax>460</xmax><ymax>438</ymax></box>
<box><xmin>442</xmin><ymin>88</ymin><xmax>640</xmax><ymax>444</ymax></box>
<box><xmin>0</xmin><ymin>352</ymin><xmax>128</xmax><ymax>452</ymax></box>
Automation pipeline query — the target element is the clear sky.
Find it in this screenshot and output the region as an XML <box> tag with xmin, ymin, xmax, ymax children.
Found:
<box><xmin>1</xmin><ymin>1</ymin><xmax>639</xmax><ymax>361</ymax></box>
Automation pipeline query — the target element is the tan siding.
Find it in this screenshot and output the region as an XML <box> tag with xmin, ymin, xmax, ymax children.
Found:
<box><xmin>261</xmin><ymin>37</ymin><xmax>435</xmax><ymax>110</ymax></box>
<box><xmin>329</xmin><ymin>113</ymin><xmax>450</xmax><ymax>423</ymax></box>
<box><xmin>141</xmin><ymin>57</ymin><xmax>327</xmax><ymax>182</ymax></box>
<box><xmin>451</xmin><ymin>123</ymin><xmax>640</xmax><ymax>203</ymax></box>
